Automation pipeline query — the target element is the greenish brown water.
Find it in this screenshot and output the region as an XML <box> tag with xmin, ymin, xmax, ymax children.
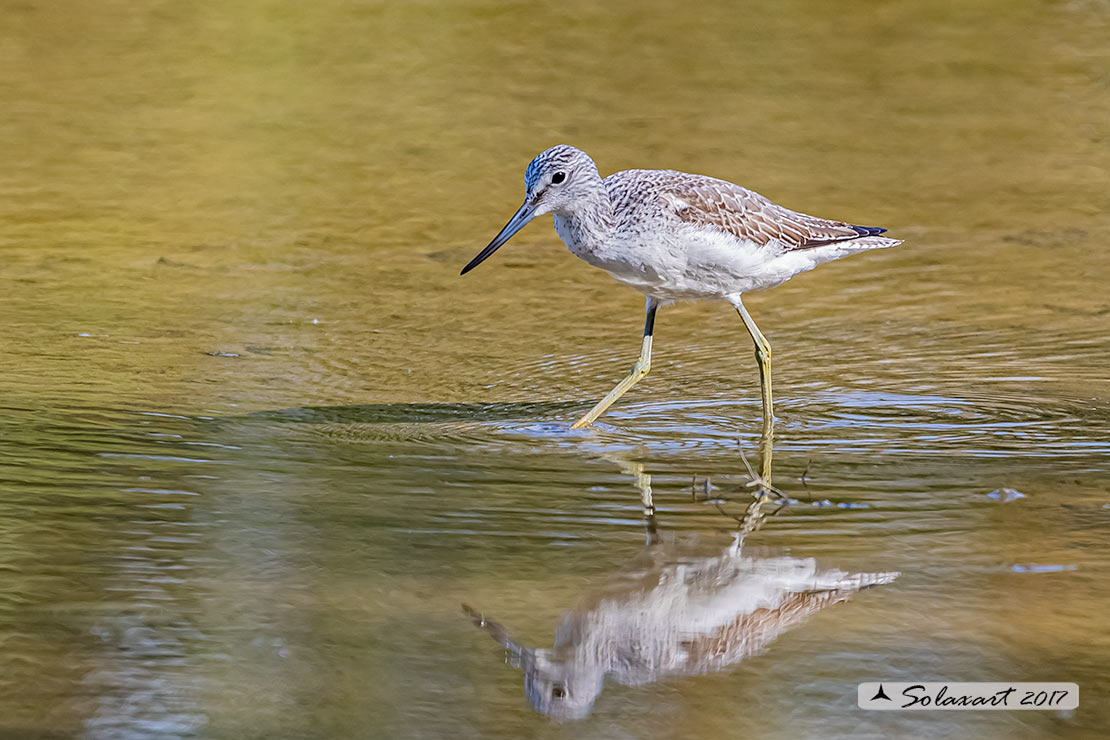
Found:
<box><xmin>1</xmin><ymin>0</ymin><xmax>1109</xmax><ymax>737</ymax></box>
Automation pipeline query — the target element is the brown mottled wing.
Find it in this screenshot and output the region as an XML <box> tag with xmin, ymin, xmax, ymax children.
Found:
<box><xmin>666</xmin><ymin>175</ymin><xmax>867</xmax><ymax>250</ymax></box>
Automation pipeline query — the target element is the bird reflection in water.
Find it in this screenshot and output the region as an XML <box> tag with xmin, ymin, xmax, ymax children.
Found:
<box><xmin>463</xmin><ymin>438</ymin><xmax>898</xmax><ymax>721</ymax></box>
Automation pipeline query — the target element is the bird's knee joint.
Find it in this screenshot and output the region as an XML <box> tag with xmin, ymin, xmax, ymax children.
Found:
<box><xmin>633</xmin><ymin>361</ymin><xmax>651</xmax><ymax>376</ymax></box>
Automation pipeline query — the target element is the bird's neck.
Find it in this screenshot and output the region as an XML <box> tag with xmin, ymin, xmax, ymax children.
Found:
<box><xmin>554</xmin><ymin>184</ymin><xmax>614</xmax><ymax>260</ymax></box>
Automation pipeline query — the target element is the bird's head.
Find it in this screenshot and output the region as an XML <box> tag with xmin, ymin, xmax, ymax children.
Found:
<box><xmin>522</xmin><ymin>649</ymin><xmax>605</xmax><ymax>722</ymax></box>
<box><xmin>523</xmin><ymin>144</ymin><xmax>601</xmax><ymax>215</ymax></box>
<box><xmin>462</xmin><ymin>602</ymin><xmax>605</xmax><ymax>721</ymax></box>
<box><xmin>460</xmin><ymin>145</ymin><xmax>601</xmax><ymax>275</ymax></box>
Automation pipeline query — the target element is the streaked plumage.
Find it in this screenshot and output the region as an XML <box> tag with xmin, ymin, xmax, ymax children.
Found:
<box><xmin>461</xmin><ymin>145</ymin><xmax>902</xmax><ymax>429</ymax></box>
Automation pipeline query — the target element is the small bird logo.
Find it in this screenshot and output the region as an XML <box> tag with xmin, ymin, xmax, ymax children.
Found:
<box><xmin>871</xmin><ymin>684</ymin><xmax>893</xmax><ymax>701</ymax></box>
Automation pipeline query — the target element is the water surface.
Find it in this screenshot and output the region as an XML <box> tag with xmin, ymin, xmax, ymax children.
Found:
<box><xmin>1</xmin><ymin>1</ymin><xmax>1109</xmax><ymax>738</ymax></box>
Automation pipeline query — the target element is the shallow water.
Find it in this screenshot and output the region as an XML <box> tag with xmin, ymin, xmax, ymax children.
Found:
<box><xmin>1</xmin><ymin>0</ymin><xmax>1109</xmax><ymax>738</ymax></box>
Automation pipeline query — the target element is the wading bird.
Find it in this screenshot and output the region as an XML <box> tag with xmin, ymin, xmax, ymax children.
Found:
<box><xmin>461</xmin><ymin>145</ymin><xmax>901</xmax><ymax>429</ymax></box>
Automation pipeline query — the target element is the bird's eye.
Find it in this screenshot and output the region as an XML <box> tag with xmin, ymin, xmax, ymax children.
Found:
<box><xmin>551</xmin><ymin>172</ymin><xmax>566</xmax><ymax>184</ymax></box>
<box><xmin>551</xmin><ymin>685</ymin><xmax>566</xmax><ymax>699</ymax></box>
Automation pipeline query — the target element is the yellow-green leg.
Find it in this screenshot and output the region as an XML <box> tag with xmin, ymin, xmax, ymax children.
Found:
<box><xmin>734</xmin><ymin>297</ymin><xmax>773</xmax><ymax>431</ymax></box>
<box><xmin>757</xmin><ymin>421</ymin><xmax>774</xmax><ymax>490</ymax></box>
<box><xmin>734</xmin><ymin>297</ymin><xmax>774</xmax><ymax>487</ymax></box>
<box><xmin>570</xmin><ymin>298</ymin><xmax>658</xmax><ymax>429</ymax></box>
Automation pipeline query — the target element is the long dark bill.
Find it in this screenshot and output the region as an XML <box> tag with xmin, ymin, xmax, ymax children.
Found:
<box><xmin>461</xmin><ymin>603</ymin><xmax>533</xmax><ymax>671</ymax></box>
<box><xmin>460</xmin><ymin>201</ymin><xmax>536</xmax><ymax>275</ymax></box>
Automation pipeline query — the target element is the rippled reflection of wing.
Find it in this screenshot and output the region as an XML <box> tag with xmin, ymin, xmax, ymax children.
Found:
<box><xmin>585</xmin><ymin>551</ymin><xmax>898</xmax><ymax>685</ymax></box>
<box><xmin>675</xmin><ymin>570</ymin><xmax>896</xmax><ymax>673</ymax></box>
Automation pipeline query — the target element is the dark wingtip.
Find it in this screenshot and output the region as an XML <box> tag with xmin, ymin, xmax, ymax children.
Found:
<box><xmin>801</xmin><ymin>224</ymin><xmax>891</xmax><ymax>248</ymax></box>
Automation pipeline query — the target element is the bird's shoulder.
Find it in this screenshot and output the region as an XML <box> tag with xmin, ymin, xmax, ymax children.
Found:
<box><xmin>604</xmin><ymin>168</ymin><xmax>867</xmax><ymax>250</ymax></box>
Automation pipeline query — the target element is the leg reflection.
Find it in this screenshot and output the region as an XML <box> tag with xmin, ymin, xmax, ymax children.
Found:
<box><xmin>734</xmin><ymin>420</ymin><xmax>783</xmax><ymax>547</ymax></box>
<box><xmin>624</xmin><ymin>461</ymin><xmax>659</xmax><ymax>546</ymax></box>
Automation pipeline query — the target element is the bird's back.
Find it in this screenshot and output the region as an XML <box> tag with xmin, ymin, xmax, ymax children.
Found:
<box><xmin>605</xmin><ymin>168</ymin><xmax>896</xmax><ymax>250</ymax></box>
<box><xmin>593</xmin><ymin>168</ymin><xmax>900</xmax><ymax>300</ymax></box>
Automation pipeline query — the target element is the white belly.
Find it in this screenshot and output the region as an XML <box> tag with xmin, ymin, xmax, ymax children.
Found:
<box><xmin>557</xmin><ymin>220</ymin><xmax>823</xmax><ymax>302</ymax></box>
